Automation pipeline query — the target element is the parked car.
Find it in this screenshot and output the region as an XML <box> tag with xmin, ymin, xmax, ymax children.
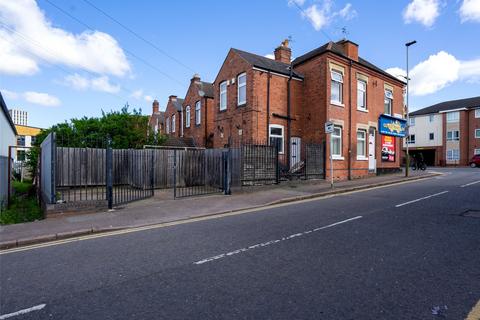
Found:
<box><xmin>469</xmin><ymin>155</ymin><xmax>480</xmax><ymax>168</ymax></box>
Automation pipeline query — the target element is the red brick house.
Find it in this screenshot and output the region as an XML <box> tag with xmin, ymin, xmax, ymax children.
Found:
<box><xmin>164</xmin><ymin>95</ymin><xmax>184</xmax><ymax>138</ymax></box>
<box><xmin>292</xmin><ymin>40</ymin><xmax>406</xmax><ymax>179</ymax></box>
<box><xmin>182</xmin><ymin>74</ymin><xmax>215</xmax><ymax>147</ymax></box>
<box><xmin>148</xmin><ymin>100</ymin><xmax>165</xmax><ymax>135</ymax></box>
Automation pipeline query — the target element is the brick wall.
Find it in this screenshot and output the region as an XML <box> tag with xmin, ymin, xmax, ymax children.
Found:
<box><xmin>164</xmin><ymin>96</ymin><xmax>181</xmax><ymax>138</ymax></box>
<box><xmin>468</xmin><ymin>108</ymin><xmax>480</xmax><ymax>159</ymax></box>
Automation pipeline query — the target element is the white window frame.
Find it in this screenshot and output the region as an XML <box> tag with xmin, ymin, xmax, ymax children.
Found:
<box><xmin>429</xmin><ymin>114</ymin><xmax>435</xmax><ymax>122</ymax></box>
<box><xmin>171</xmin><ymin>114</ymin><xmax>176</xmax><ymax>133</ymax></box>
<box><xmin>357</xmin><ymin>80</ymin><xmax>367</xmax><ymax>111</ymax></box>
<box><xmin>166</xmin><ymin>116</ymin><xmax>170</xmax><ymax>133</ymax></box>
<box><xmin>331</xmin><ymin>125</ymin><xmax>343</xmax><ymax>159</ymax></box>
<box><xmin>269</xmin><ymin>124</ymin><xmax>284</xmax><ymax>154</ymax></box>
<box><xmin>446</xmin><ymin>111</ymin><xmax>459</xmax><ymax>123</ymax></box>
<box><xmin>237</xmin><ymin>73</ymin><xmax>246</xmax><ymax>105</ymax></box>
<box><xmin>475</xmin><ymin>109</ymin><xmax>480</xmax><ymax>118</ymax></box>
<box><xmin>475</xmin><ymin>129</ymin><xmax>480</xmax><ymax>139</ymax></box>
<box><xmin>356</xmin><ymin>129</ymin><xmax>367</xmax><ymax>160</ymax></box>
<box><xmin>474</xmin><ymin>148</ymin><xmax>480</xmax><ymax>155</ymax></box>
<box><xmin>195</xmin><ymin>101</ymin><xmax>201</xmax><ymax>125</ymax></box>
<box><xmin>220</xmin><ymin>81</ymin><xmax>227</xmax><ymax>111</ymax></box>
<box><xmin>447</xmin><ymin>149</ymin><xmax>460</xmax><ymax>161</ymax></box>
<box><xmin>409</xmin><ymin>117</ymin><xmax>415</xmax><ymax>126</ymax></box>
<box><xmin>384</xmin><ymin>89</ymin><xmax>393</xmax><ymax>115</ymax></box>
<box><xmin>330</xmin><ymin>70</ymin><xmax>343</xmax><ymax>105</ymax></box>
<box><xmin>407</xmin><ymin>134</ymin><xmax>415</xmax><ymax>144</ymax></box>
<box><xmin>185</xmin><ymin>106</ymin><xmax>191</xmax><ymax>128</ymax></box>
<box><xmin>447</xmin><ymin>130</ymin><xmax>460</xmax><ymax>141</ymax></box>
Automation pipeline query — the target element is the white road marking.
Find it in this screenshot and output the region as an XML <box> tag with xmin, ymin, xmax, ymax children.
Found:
<box><xmin>395</xmin><ymin>191</ymin><xmax>449</xmax><ymax>208</ymax></box>
<box><xmin>194</xmin><ymin>216</ymin><xmax>363</xmax><ymax>265</ymax></box>
<box><xmin>460</xmin><ymin>180</ymin><xmax>480</xmax><ymax>188</ymax></box>
<box><xmin>0</xmin><ymin>304</ymin><xmax>46</xmax><ymax>319</ymax></box>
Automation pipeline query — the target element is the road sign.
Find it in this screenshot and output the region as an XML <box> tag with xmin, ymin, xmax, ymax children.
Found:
<box><xmin>325</xmin><ymin>121</ymin><xmax>334</xmax><ymax>134</ymax></box>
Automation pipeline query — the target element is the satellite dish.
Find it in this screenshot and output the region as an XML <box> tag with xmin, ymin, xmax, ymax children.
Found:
<box><xmin>198</xmin><ymin>90</ymin><xmax>205</xmax><ymax>97</ymax></box>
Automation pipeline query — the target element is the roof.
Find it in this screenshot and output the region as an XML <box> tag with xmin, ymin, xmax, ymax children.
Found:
<box><xmin>411</xmin><ymin>96</ymin><xmax>480</xmax><ymax>116</ymax></box>
<box><xmin>150</xmin><ymin>111</ymin><xmax>165</xmax><ymax>124</ymax></box>
<box><xmin>162</xmin><ymin>136</ymin><xmax>197</xmax><ymax>148</ymax></box>
<box><xmin>15</xmin><ymin>125</ymin><xmax>42</xmax><ymax>136</ymax></box>
<box><xmin>232</xmin><ymin>48</ymin><xmax>304</xmax><ymax>79</ymax></box>
<box><xmin>199</xmin><ymin>81</ymin><xmax>214</xmax><ymax>98</ymax></box>
<box><xmin>0</xmin><ymin>92</ymin><xmax>17</xmax><ymax>135</ymax></box>
<box><xmin>292</xmin><ymin>41</ymin><xmax>405</xmax><ymax>84</ymax></box>
<box><xmin>173</xmin><ymin>98</ymin><xmax>184</xmax><ymax>111</ymax></box>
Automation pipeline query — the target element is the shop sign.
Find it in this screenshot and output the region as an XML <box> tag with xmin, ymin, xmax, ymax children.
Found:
<box><xmin>381</xmin><ymin>135</ymin><xmax>395</xmax><ymax>162</ymax></box>
<box><xmin>378</xmin><ymin>115</ymin><xmax>407</xmax><ymax>137</ymax></box>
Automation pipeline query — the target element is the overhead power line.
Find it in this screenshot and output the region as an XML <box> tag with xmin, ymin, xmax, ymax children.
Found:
<box><xmin>81</xmin><ymin>0</ymin><xmax>196</xmax><ymax>74</ymax></box>
<box><xmin>292</xmin><ymin>2</ymin><xmax>333</xmax><ymax>42</ymax></box>
<box><xmin>43</xmin><ymin>0</ymin><xmax>186</xmax><ymax>88</ymax></box>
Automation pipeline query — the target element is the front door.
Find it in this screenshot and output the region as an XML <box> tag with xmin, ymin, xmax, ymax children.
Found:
<box><xmin>368</xmin><ymin>129</ymin><xmax>376</xmax><ymax>172</ymax></box>
<box><xmin>290</xmin><ymin>137</ymin><xmax>301</xmax><ymax>168</ymax></box>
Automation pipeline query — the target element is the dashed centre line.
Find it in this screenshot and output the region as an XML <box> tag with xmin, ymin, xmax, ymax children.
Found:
<box><xmin>0</xmin><ymin>304</ymin><xmax>46</xmax><ymax>319</ymax></box>
<box><xmin>460</xmin><ymin>180</ymin><xmax>480</xmax><ymax>188</ymax></box>
<box><xmin>194</xmin><ymin>216</ymin><xmax>362</xmax><ymax>265</ymax></box>
<box><xmin>395</xmin><ymin>191</ymin><xmax>449</xmax><ymax>208</ymax></box>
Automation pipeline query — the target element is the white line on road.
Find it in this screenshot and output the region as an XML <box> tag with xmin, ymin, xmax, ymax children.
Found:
<box><xmin>460</xmin><ymin>180</ymin><xmax>480</xmax><ymax>188</ymax></box>
<box><xmin>194</xmin><ymin>216</ymin><xmax>363</xmax><ymax>265</ymax></box>
<box><xmin>395</xmin><ymin>191</ymin><xmax>449</xmax><ymax>208</ymax></box>
<box><xmin>0</xmin><ymin>304</ymin><xmax>46</xmax><ymax>319</ymax></box>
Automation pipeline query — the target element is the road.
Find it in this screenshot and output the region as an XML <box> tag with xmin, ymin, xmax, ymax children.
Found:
<box><xmin>0</xmin><ymin>168</ymin><xmax>479</xmax><ymax>319</ymax></box>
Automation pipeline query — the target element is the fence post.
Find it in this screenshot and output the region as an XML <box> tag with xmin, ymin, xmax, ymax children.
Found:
<box><xmin>106</xmin><ymin>138</ymin><xmax>113</xmax><ymax>209</ymax></box>
<box><xmin>173</xmin><ymin>149</ymin><xmax>177</xmax><ymax>199</ymax></box>
<box><xmin>150</xmin><ymin>149</ymin><xmax>155</xmax><ymax>195</ymax></box>
<box><xmin>223</xmin><ymin>149</ymin><xmax>232</xmax><ymax>195</ymax></box>
<box><xmin>51</xmin><ymin>132</ymin><xmax>56</xmax><ymax>204</ymax></box>
<box><xmin>275</xmin><ymin>144</ymin><xmax>280</xmax><ymax>184</ymax></box>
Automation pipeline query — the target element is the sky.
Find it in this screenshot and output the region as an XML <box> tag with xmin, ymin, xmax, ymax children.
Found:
<box><xmin>1</xmin><ymin>0</ymin><xmax>479</xmax><ymax>129</ymax></box>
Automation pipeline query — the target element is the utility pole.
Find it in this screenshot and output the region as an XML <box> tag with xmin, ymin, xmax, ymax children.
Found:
<box><xmin>405</xmin><ymin>40</ymin><xmax>417</xmax><ymax>177</ymax></box>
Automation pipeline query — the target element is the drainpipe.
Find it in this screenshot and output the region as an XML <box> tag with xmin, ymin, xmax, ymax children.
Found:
<box><xmin>266</xmin><ymin>71</ymin><xmax>271</xmax><ymax>142</ymax></box>
<box><xmin>348</xmin><ymin>60</ymin><xmax>353</xmax><ymax>180</ymax></box>
<box><xmin>204</xmin><ymin>97</ymin><xmax>208</xmax><ymax>147</ymax></box>
<box><xmin>287</xmin><ymin>64</ymin><xmax>293</xmax><ymax>169</ymax></box>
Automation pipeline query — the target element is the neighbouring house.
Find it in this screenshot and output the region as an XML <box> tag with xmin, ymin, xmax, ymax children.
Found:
<box><xmin>0</xmin><ymin>92</ymin><xmax>17</xmax><ymax>206</ymax></box>
<box><xmin>182</xmin><ymin>74</ymin><xmax>215</xmax><ymax>147</ymax></box>
<box><xmin>14</xmin><ymin>124</ymin><xmax>42</xmax><ymax>162</ymax></box>
<box><xmin>164</xmin><ymin>95</ymin><xmax>184</xmax><ymax>138</ymax></box>
<box><xmin>148</xmin><ymin>99</ymin><xmax>165</xmax><ymax>135</ymax></box>
<box><xmin>404</xmin><ymin>96</ymin><xmax>480</xmax><ymax>166</ymax></box>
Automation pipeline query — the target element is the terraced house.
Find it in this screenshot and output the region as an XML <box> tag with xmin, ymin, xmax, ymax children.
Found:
<box><xmin>152</xmin><ymin>39</ymin><xmax>407</xmax><ymax>180</ymax></box>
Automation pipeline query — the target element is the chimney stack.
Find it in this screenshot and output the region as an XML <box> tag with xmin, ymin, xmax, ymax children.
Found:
<box><xmin>152</xmin><ymin>99</ymin><xmax>159</xmax><ymax>113</ymax></box>
<box><xmin>169</xmin><ymin>95</ymin><xmax>177</xmax><ymax>102</ymax></box>
<box><xmin>191</xmin><ymin>73</ymin><xmax>201</xmax><ymax>83</ymax></box>
<box><xmin>338</xmin><ymin>39</ymin><xmax>358</xmax><ymax>61</ymax></box>
<box><xmin>274</xmin><ymin>39</ymin><xmax>292</xmax><ymax>64</ymax></box>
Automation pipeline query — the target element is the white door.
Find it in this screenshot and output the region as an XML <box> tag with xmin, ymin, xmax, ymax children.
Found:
<box><xmin>290</xmin><ymin>137</ymin><xmax>301</xmax><ymax>168</ymax></box>
<box><xmin>368</xmin><ymin>129</ymin><xmax>376</xmax><ymax>172</ymax></box>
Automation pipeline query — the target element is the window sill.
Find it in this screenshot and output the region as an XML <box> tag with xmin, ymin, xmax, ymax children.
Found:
<box><xmin>331</xmin><ymin>156</ymin><xmax>345</xmax><ymax>161</ymax></box>
<box><xmin>237</xmin><ymin>102</ymin><xmax>247</xmax><ymax>108</ymax></box>
<box><xmin>218</xmin><ymin>108</ymin><xmax>227</xmax><ymax>113</ymax></box>
<box><xmin>330</xmin><ymin>101</ymin><xmax>345</xmax><ymax>107</ymax></box>
<box><xmin>357</xmin><ymin>108</ymin><xmax>368</xmax><ymax>113</ymax></box>
<box><xmin>356</xmin><ymin>156</ymin><xmax>368</xmax><ymax>161</ymax></box>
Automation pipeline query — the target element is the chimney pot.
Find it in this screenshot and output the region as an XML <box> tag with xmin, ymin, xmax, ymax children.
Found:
<box><xmin>274</xmin><ymin>39</ymin><xmax>292</xmax><ymax>64</ymax></box>
<box><xmin>152</xmin><ymin>99</ymin><xmax>159</xmax><ymax>113</ymax></box>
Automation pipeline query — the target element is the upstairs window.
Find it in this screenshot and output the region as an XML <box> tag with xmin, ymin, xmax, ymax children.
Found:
<box><xmin>17</xmin><ymin>135</ymin><xmax>25</xmax><ymax>146</ymax></box>
<box><xmin>384</xmin><ymin>89</ymin><xmax>393</xmax><ymax>115</ymax></box>
<box><xmin>475</xmin><ymin>129</ymin><xmax>480</xmax><ymax>138</ymax></box>
<box><xmin>220</xmin><ymin>81</ymin><xmax>227</xmax><ymax>111</ymax></box>
<box><xmin>237</xmin><ymin>73</ymin><xmax>246</xmax><ymax>105</ymax></box>
<box><xmin>171</xmin><ymin>114</ymin><xmax>176</xmax><ymax>133</ymax></box>
<box><xmin>269</xmin><ymin>125</ymin><xmax>284</xmax><ymax>154</ymax></box>
<box><xmin>407</xmin><ymin>134</ymin><xmax>415</xmax><ymax>144</ymax></box>
<box><xmin>446</xmin><ymin>130</ymin><xmax>460</xmax><ymax>141</ymax></box>
<box><xmin>185</xmin><ymin>106</ymin><xmax>191</xmax><ymax>128</ymax></box>
<box><xmin>446</xmin><ymin>111</ymin><xmax>459</xmax><ymax>122</ymax></box>
<box><xmin>166</xmin><ymin>117</ymin><xmax>170</xmax><ymax>133</ymax></box>
<box><xmin>475</xmin><ymin>109</ymin><xmax>480</xmax><ymax>118</ymax></box>
<box><xmin>429</xmin><ymin>133</ymin><xmax>434</xmax><ymax>140</ymax></box>
<box><xmin>357</xmin><ymin>80</ymin><xmax>367</xmax><ymax>110</ymax></box>
<box><xmin>409</xmin><ymin>117</ymin><xmax>415</xmax><ymax>126</ymax></box>
<box><xmin>195</xmin><ymin>101</ymin><xmax>201</xmax><ymax>125</ymax></box>
<box><xmin>330</xmin><ymin>71</ymin><xmax>343</xmax><ymax>105</ymax></box>
<box><xmin>429</xmin><ymin>114</ymin><xmax>435</xmax><ymax>122</ymax></box>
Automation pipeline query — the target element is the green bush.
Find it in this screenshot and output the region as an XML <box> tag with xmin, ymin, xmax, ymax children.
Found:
<box><xmin>0</xmin><ymin>181</ymin><xmax>42</xmax><ymax>225</ymax></box>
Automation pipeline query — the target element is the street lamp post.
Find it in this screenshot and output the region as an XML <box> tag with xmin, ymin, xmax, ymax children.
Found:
<box><xmin>405</xmin><ymin>40</ymin><xmax>416</xmax><ymax>177</ymax></box>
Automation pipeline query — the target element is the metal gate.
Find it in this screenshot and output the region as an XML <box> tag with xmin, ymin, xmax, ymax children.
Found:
<box><xmin>173</xmin><ymin>148</ymin><xmax>228</xmax><ymax>198</ymax></box>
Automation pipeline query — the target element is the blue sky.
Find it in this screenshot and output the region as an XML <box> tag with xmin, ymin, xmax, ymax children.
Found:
<box><xmin>1</xmin><ymin>0</ymin><xmax>479</xmax><ymax>129</ymax></box>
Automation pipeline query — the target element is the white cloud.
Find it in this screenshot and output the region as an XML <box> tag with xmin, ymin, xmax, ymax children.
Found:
<box><xmin>144</xmin><ymin>95</ymin><xmax>153</xmax><ymax>102</ymax></box>
<box><xmin>459</xmin><ymin>0</ymin><xmax>480</xmax><ymax>22</ymax></box>
<box><xmin>385</xmin><ymin>67</ymin><xmax>407</xmax><ymax>81</ymax></box>
<box><xmin>298</xmin><ymin>1</ymin><xmax>356</xmax><ymax>31</ymax></box>
<box><xmin>403</xmin><ymin>0</ymin><xmax>440</xmax><ymax>27</ymax></box>
<box><xmin>264</xmin><ymin>54</ymin><xmax>275</xmax><ymax>60</ymax></box>
<box><xmin>130</xmin><ymin>89</ymin><xmax>144</xmax><ymax>99</ymax></box>
<box><xmin>386</xmin><ymin>51</ymin><xmax>480</xmax><ymax>96</ymax></box>
<box><xmin>0</xmin><ymin>0</ymin><xmax>130</xmax><ymax>77</ymax></box>
<box><xmin>24</xmin><ymin>91</ymin><xmax>60</xmax><ymax>106</ymax></box>
<box><xmin>1</xmin><ymin>88</ymin><xmax>19</xmax><ymax>100</ymax></box>
<box><xmin>288</xmin><ymin>0</ymin><xmax>305</xmax><ymax>6</ymax></box>
<box><xmin>63</xmin><ymin>73</ymin><xmax>120</xmax><ymax>93</ymax></box>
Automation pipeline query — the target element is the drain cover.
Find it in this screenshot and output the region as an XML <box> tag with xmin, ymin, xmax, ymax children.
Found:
<box><xmin>460</xmin><ymin>209</ymin><xmax>480</xmax><ymax>218</ymax></box>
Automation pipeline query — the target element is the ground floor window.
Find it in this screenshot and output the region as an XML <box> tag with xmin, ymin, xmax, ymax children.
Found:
<box><xmin>475</xmin><ymin>129</ymin><xmax>480</xmax><ymax>138</ymax></box>
<box><xmin>446</xmin><ymin>149</ymin><xmax>460</xmax><ymax>161</ymax></box>
<box><xmin>331</xmin><ymin>125</ymin><xmax>342</xmax><ymax>158</ymax></box>
<box><xmin>357</xmin><ymin>129</ymin><xmax>366</xmax><ymax>159</ymax></box>
<box><xmin>475</xmin><ymin>149</ymin><xmax>480</xmax><ymax>155</ymax></box>
<box><xmin>407</xmin><ymin>134</ymin><xmax>415</xmax><ymax>144</ymax></box>
<box><xmin>269</xmin><ymin>125</ymin><xmax>284</xmax><ymax>154</ymax></box>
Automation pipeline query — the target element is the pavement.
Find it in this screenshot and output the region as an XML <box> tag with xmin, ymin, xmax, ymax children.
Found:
<box><xmin>0</xmin><ymin>167</ymin><xmax>478</xmax><ymax>319</ymax></box>
<box><xmin>0</xmin><ymin>169</ymin><xmax>439</xmax><ymax>249</ymax></box>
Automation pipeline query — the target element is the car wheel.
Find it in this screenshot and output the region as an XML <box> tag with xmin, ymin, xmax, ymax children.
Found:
<box><xmin>471</xmin><ymin>163</ymin><xmax>477</xmax><ymax>168</ymax></box>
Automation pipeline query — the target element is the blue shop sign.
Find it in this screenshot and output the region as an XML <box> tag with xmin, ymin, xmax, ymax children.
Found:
<box><xmin>378</xmin><ymin>114</ymin><xmax>407</xmax><ymax>137</ymax></box>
